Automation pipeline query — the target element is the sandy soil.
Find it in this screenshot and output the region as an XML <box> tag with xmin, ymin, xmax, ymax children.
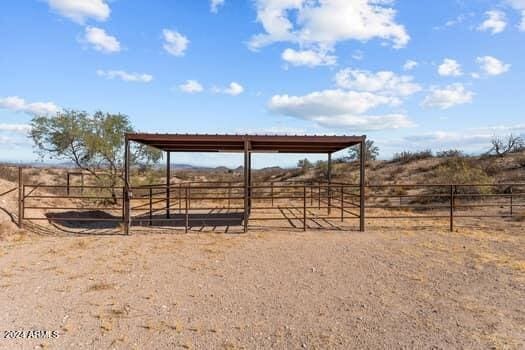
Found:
<box><xmin>1</xmin><ymin>224</ymin><xmax>524</xmax><ymax>349</ymax></box>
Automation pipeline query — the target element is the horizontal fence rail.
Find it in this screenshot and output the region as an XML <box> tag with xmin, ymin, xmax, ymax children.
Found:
<box><xmin>14</xmin><ymin>175</ymin><xmax>525</xmax><ymax>233</ymax></box>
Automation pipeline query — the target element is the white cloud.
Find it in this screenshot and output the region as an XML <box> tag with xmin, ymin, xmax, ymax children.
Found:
<box><xmin>438</xmin><ymin>58</ymin><xmax>462</xmax><ymax>77</ymax></box>
<box><xmin>422</xmin><ymin>83</ymin><xmax>474</xmax><ymax>109</ymax></box>
<box><xmin>281</xmin><ymin>48</ymin><xmax>336</xmax><ymax>67</ymax></box>
<box><xmin>249</xmin><ymin>0</ymin><xmax>409</xmax><ymax>51</ymax></box>
<box><xmin>96</xmin><ymin>70</ymin><xmax>153</xmax><ymax>83</ymax></box>
<box><xmin>352</xmin><ymin>50</ymin><xmax>364</xmax><ymax>61</ymax></box>
<box><xmin>394</xmin><ymin>124</ymin><xmax>525</xmax><ymax>154</ymax></box>
<box><xmin>0</xmin><ymin>123</ymin><xmax>32</xmax><ymax>134</ymax></box>
<box><xmin>47</xmin><ymin>0</ymin><xmax>110</xmax><ymax>24</ymax></box>
<box><xmin>403</xmin><ymin>60</ymin><xmax>418</xmax><ymax>71</ymax></box>
<box><xmin>0</xmin><ymin>96</ymin><xmax>60</xmax><ymax>115</ymax></box>
<box><xmin>478</xmin><ymin>10</ymin><xmax>507</xmax><ymax>34</ymax></box>
<box><xmin>214</xmin><ymin>82</ymin><xmax>244</xmax><ymax>96</ymax></box>
<box><xmin>83</xmin><ymin>26</ymin><xmax>121</xmax><ymax>53</ymax></box>
<box><xmin>162</xmin><ymin>29</ymin><xmax>189</xmax><ymax>57</ymax></box>
<box><xmin>210</xmin><ymin>0</ymin><xmax>225</xmax><ymax>13</ymax></box>
<box><xmin>334</xmin><ymin>68</ymin><xmax>421</xmax><ymax>97</ymax></box>
<box><xmin>476</xmin><ymin>56</ymin><xmax>511</xmax><ymax>76</ymax></box>
<box><xmin>506</xmin><ymin>1</ymin><xmax>525</xmax><ymax>30</ymax></box>
<box><xmin>179</xmin><ymin>80</ymin><xmax>204</xmax><ymax>93</ymax></box>
<box><xmin>268</xmin><ymin>89</ymin><xmax>413</xmax><ymax>131</ymax></box>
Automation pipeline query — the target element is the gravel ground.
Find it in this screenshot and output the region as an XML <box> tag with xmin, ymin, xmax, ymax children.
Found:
<box><xmin>0</xmin><ymin>223</ymin><xmax>524</xmax><ymax>349</ymax></box>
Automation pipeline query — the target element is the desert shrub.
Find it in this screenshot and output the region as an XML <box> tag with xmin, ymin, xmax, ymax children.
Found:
<box><xmin>345</xmin><ymin>139</ymin><xmax>379</xmax><ymax>161</ymax></box>
<box><xmin>434</xmin><ymin>158</ymin><xmax>492</xmax><ymax>184</ymax></box>
<box><xmin>392</xmin><ymin>150</ymin><xmax>433</xmax><ymax>163</ymax></box>
<box><xmin>0</xmin><ymin>165</ymin><xmax>19</xmax><ymax>182</ymax></box>
<box><xmin>436</xmin><ymin>149</ymin><xmax>465</xmax><ymax>158</ymax></box>
<box><xmin>412</xmin><ymin>159</ymin><xmax>494</xmax><ymax>205</ymax></box>
<box><xmin>518</xmin><ymin>156</ymin><xmax>525</xmax><ymax>168</ymax></box>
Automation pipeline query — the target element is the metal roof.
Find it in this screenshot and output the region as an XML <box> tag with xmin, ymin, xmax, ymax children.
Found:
<box><xmin>126</xmin><ymin>133</ymin><xmax>365</xmax><ymax>153</ymax></box>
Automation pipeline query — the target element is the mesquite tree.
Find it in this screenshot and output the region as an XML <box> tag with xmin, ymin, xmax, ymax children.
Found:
<box><xmin>31</xmin><ymin>110</ymin><xmax>161</xmax><ymax>203</ymax></box>
<box><xmin>346</xmin><ymin>139</ymin><xmax>379</xmax><ymax>161</ymax></box>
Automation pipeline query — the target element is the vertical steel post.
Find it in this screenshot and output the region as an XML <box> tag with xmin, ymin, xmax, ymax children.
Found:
<box><xmin>359</xmin><ymin>136</ymin><xmax>366</xmax><ymax>232</ymax></box>
<box><xmin>341</xmin><ymin>185</ymin><xmax>344</xmax><ymax>222</ymax></box>
<box><xmin>228</xmin><ymin>182</ymin><xmax>231</xmax><ymax>210</ymax></box>
<box><xmin>450</xmin><ymin>185</ymin><xmax>454</xmax><ymax>232</ymax></box>
<box><xmin>149</xmin><ymin>187</ymin><xmax>153</xmax><ymax>226</ymax></box>
<box><xmin>510</xmin><ymin>186</ymin><xmax>513</xmax><ymax>217</ymax></box>
<box><xmin>66</xmin><ymin>172</ymin><xmax>70</xmax><ymax>196</ymax></box>
<box><xmin>18</xmin><ymin>167</ymin><xmax>23</xmax><ymax>229</ymax></box>
<box><xmin>122</xmin><ymin>187</ymin><xmax>126</xmax><ymax>223</ymax></box>
<box><xmin>318</xmin><ymin>181</ymin><xmax>321</xmax><ymax>210</ymax></box>
<box><xmin>123</xmin><ymin>135</ymin><xmax>130</xmax><ymax>235</ymax></box>
<box><xmin>166</xmin><ymin>151</ymin><xmax>171</xmax><ymax>219</ymax></box>
<box><xmin>271</xmin><ymin>182</ymin><xmax>274</xmax><ymax>207</ymax></box>
<box><xmin>327</xmin><ymin>153</ymin><xmax>332</xmax><ymax>215</ymax></box>
<box><xmin>303</xmin><ymin>183</ymin><xmax>307</xmax><ymax>231</ymax></box>
<box><xmin>185</xmin><ymin>186</ymin><xmax>189</xmax><ymax>233</ymax></box>
<box><xmin>179</xmin><ymin>183</ymin><xmax>182</xmax><ymax>213</ymax></box>
<box><xmin>248</xmin><ymin>151</ymin><xmax>252</xmax><ymax>214</ymax></box>
<box><xmin>243</xmin><ymin>140</ymin><xmax>250</xmax><ymax>233</ymax></box>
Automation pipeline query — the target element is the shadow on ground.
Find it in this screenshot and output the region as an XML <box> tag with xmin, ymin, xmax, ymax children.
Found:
<box><xmin>44</xmin><ymin>210</ymin><xmax>244</xmax><ymax>230</ymax></box>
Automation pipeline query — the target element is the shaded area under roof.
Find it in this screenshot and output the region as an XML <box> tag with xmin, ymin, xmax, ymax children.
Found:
<box><xmin>127</xmin><ymin>133</ymin><xmax>365</xmax><ymax>153</ymax></box>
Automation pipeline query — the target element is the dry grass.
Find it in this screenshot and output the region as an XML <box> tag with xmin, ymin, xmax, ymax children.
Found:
<box><xmin>87</xmin><ymin>282</ymin><xmax>115</xmax><ymax>292</ymax></box>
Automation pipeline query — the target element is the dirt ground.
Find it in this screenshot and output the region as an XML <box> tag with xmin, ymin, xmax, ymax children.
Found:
<box><xmin>1</xmin><ymin>220</ymin><xmax>524</xmax><ymax>350</ymax></box>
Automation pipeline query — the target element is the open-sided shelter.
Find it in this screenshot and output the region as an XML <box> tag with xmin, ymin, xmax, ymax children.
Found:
<box><xmin>123</xmin><ymin>133</ymin><xmax>366</xmax><ymax>233</ymax></box>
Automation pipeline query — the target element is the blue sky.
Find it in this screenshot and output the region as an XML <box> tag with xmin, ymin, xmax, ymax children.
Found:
<box><xmin>1</xmin><ymin>0</ymin><xmax>524</xmax><ymax>168</ymax></box>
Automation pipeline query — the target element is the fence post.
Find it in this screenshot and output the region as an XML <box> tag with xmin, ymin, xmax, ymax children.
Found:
<box><xmin>318</xmin><ymin>181</ymin><xmax>321</xmax><ymax>210</ymax></box>
<box><xmin>228</xmin><ymin>182</ymin><xmax>231</xmax><ymax>210</ymax></box>
<box><xmin>149</xmin><ymin>187</ymin><xmax>153</xmax><ymax>226</ymax></box>
<box><xmin>122</xmin><ymin>186</ymin><xmax>127</xmax><ymax>233</ymax></box>
<box><xmin>310</xmin><ymin>184</ymin><xmax>313</xmax><ymax>206</ymax></box>
<box><xmin>303</xmin><ymin>183</ymin><xmax>307</xmax><ymax>231</ymax></box>
<box><xmin>80</xmin><ymin>173</ymin><xmax>84</xmax><ymax>195</ymax></box>
<box><xmin>179</xmin><ymin>183</ymin><xmax>182</xmax><ymax>214</ymax></box>
<box><xmin>328</xmin><ymin>183</ymin><xmax>332</xmax><ymax>215</ymax></box>
<box><xmin>18</xmin><ymin>167</ymin><xmax>23</xmax><ymax>229</ymax></box>
<box><xmin>188</xmin><ymin>184</ymin><xmax>191</xmax><ymax>210</ymax></box>
<box><xmin>510</xmin><ymin>186</ymin><xmax>513</xmax><ymax>217</ymax></box>
<box><xmin>341</xmin><ymin>185</ymin><xmax>344</xmax><ymax>222</ymax></box>
<box><xmin>185</xmin><ymin>187</ymin><xmax>189</xmax><ymax>233</ymax></box>
<box><xmin>271</xmin><ymin>182</ymin><xmax>274</xmax><ymax>207</ymax></box>
<box><xmin>66</xmin><ymin>172</ymin><xmax>70</xmax><ymax>196</ymax></box>
<box><xmin>450</xmin><ymin>185</ymin><xmax>454</xmax><ymax>232</ymax></box>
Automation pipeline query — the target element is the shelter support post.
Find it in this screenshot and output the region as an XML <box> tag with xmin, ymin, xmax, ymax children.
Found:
<box><xmin>303</xmin><ymin>183</ymin><xmax>307</xmax><ymax>231</ymax></box>
<box><xmin>124</xmin><ymin>135</ymin><xmax>130</xmax><ymax>235</ymax></box>
<box><xmin>359</xmin><ymin>137</ymin><xmax>366</xmax><ymax>232</ymax></box>
<box><xmin>243</xmin><ymin>140</ymin><xmax>250</xmax><ymax>232</ymax></box>
<box><xmin>327</xmin><ymin>153</ymin><xmax>332</xmax><ymax>215</ymax></box>
<box><xmin>248</xmin><ymin>150</ymin><xmax>252</xmax><ymax>214</ymax></box>
<box><xmin>166</xmin><ymin>151</ymin><xmax>171</xmax><ymax>219</ymax></box>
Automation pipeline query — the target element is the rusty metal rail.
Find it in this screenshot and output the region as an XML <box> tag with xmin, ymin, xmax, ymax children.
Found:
<box><xmin>15</xmin><ymin>175</ymin><xmax>525</xmax><ymax>233</ymax></box>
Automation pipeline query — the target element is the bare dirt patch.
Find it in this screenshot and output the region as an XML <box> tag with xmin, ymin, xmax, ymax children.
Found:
<box><xmin>0</xmin><ymin>224</ymin><xmax>524</xmax><ymax>349</ymax></box>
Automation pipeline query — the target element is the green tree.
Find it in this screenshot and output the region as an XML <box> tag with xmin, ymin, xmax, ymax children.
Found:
<box><xmin>31</xmin><ymin>110</ymin><xmax>161</xmax><ymax>202</ymax></box>
<box><xmin>346</xmin><ymin>139</ymin><xmax>379</xmax><ymax>161</ymax></box>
